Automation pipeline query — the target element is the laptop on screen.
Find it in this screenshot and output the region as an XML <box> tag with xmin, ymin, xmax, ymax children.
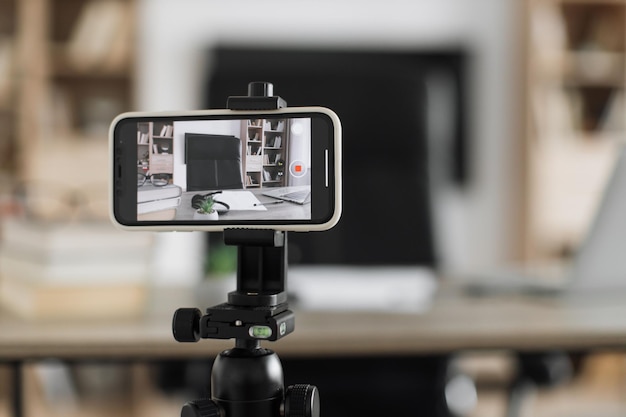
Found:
<box><xmin>262</xmin><ymin>186</ymin><xmax>311</xmax><ymax>205</ymax></box>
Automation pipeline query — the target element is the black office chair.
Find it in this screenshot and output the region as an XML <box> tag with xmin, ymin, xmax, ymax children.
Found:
<box><xmin>185</xmin><ymin>133</ymin><xmax>244</xmax><ymax>191</ymax></box>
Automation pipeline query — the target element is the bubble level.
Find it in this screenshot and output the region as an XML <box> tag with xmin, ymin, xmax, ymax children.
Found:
<box><xmin>249</xmin><ymin>325</ymin><xmax>273</xmax><ymax>339</ymax></box>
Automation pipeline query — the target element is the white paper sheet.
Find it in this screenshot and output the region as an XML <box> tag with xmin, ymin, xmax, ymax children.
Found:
<box><xmin>216</xmin><ymin>191</ymin><xmax>267</xmax><ymax>211</ymax></box>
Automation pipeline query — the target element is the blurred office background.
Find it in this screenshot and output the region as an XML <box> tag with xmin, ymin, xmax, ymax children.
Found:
<box><xmin>1</xmin><ymin>0</ymin><xmax>626</xmax><ymax>416</ymax></box>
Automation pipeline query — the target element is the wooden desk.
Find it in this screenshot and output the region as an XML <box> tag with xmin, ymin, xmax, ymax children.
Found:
<box><xmin>1</xmin><ymin>285</ymin><xmax>626</xmax><ymax>360</ymax></box>
<box><xmin>2</xmin><ymin>285</ymin><xmax>626</xmax><ymax>417</ymax></box>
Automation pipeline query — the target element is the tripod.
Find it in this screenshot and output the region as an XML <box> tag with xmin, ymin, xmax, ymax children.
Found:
<box><xmin>173</xmin><ymin>230</ymin><xmax>319</xmax><ymax>417</ymax></box>
<box><xmin>172</xmin><ymin>83</ymin><xmax>320</xmax><ymax>417</ymax></box>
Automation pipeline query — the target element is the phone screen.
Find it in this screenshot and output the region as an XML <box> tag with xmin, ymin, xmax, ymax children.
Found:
<box><xmin>112</xmin><ymin>109</ymin><xmax>340</xmax><ymax>231</ymax></box>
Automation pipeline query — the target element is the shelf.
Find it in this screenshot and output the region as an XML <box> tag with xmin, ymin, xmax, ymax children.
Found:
<box><xmin>51</xmin><ymin>48</ymin><xmax>131</xmax><ymax>79</ymax></box>
<box><xmin>0</xmin><ymin>0</ymin><xmax>16</xmax><ymax>35</ymax></box>
<box><xmin>136</xmin><ymin>122</ymin><xmax>173</xmax><ymax>176</ymax></box>
<box><xmin>242</xmin><ymin>118</ymin><xmax>289</xmax><ymax>188</ymax></box>
<box><xmin>0</xmin><ymin>0</ymin><xmax>15</xmax><ymax>176</ymax></box>
<box><xmin>562</xmin><ymin>51</ymin><xmax>625</xmax><ymax>86</ymax></box>
<box><xmin>524</xmin><ymin>0</ymin><xmax>626</xmax><ymax>259</ymax></box>
<box><xmin>2</xmin><ymin>0</ymin><xmax>139</xmax><ymax>180</ymax></box>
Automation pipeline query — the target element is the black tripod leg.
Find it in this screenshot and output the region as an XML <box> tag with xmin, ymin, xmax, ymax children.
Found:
<box><xmin>505</xmin><ymin>378</ymin><xmax>535</xmax><ymax>417</ymax></box>
<box><xmin>10</xmin><ymin>361</ymin><xmax>23</xmax><ymax>417</ymax></box>
<box><xmin>505</xmin><ymin>352</ymin><xmax>573</xmax><ymax>417</ymax></box>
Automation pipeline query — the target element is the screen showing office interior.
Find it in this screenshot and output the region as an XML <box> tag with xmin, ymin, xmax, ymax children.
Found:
<box><xmin>136</xmin><ymin>117</ymin><xmax>313</xmax><ymax>222</ymax></box>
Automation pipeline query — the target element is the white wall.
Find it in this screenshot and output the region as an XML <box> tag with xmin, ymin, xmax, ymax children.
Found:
<box><xmin>137</xmin><ymin>0</ymin><xmax>521</xmax><ymax>277</ymax></box>
<box><xmin>288</xmin><ymin>118</ymin><xmax>311</xmax><ymax>187</ymax></box>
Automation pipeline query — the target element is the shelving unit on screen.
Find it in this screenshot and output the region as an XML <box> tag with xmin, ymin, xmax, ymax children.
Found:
<box><xmin>242</xmin><ymin>118</ymin><xmax>288</xmax><ymax>188</ymax></box>
<box><xmin>137</xmin><ymin>122</ymin><xmax>174</xmax><ymax>177</ymax></box>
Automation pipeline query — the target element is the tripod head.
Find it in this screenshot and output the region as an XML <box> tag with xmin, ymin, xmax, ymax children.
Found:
<box><xmin>172</xmin><ymin>83</ymin><xmax>321</xmax><ymax>417</ymax></box>
<box><xmin>173</xmin><ymin>229</ymin><xmax>319</xmax><ymax>417</ymax></box>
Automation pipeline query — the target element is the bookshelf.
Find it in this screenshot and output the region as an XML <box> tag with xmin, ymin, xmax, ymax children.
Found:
<box><xmin>524</xmin><ymin>0</ymin><xmax>626</xmax><ymax>259</ymax></box>
<box><xmin>137</xmin><ymin>121</ymin><xmax>174</xmax><ymax>176</ymax></box>
<box><xmin>242</xmin><ymin>118</ymin><xmax>288</xmax><ymax>188</ymax></box>
<box><xmin>11</xmin><ymin>0</ymin><xmax>135</xmax><ymax>186</ymax></box>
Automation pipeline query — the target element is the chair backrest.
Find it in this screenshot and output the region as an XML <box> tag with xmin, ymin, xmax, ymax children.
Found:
<box><xmin>185</xmin><ymin>133</ymin><xmax>243</xmax><ymax>191</ymax></box>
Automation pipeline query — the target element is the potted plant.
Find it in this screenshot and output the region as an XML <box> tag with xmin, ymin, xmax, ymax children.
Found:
<box><xmin>193</xmin><ymin>195</ymin><xmax>219</xmax><ymax>220</ymax></box>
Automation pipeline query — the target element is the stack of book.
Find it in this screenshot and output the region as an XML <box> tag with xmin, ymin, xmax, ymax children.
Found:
<box><xmin>138</xmin><ymin>184</ymin><xmax>182</xmax><ymax>221</ymax></box>
<box><xmin>0</xmin><ymin>218</ymin><xmax>153</xmax><ymax>319</ymax></box>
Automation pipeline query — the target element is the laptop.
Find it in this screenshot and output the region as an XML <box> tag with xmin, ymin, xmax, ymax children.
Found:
<box><xmin>262</xmin><ymin>185</ymin><xmax>311</xmax><ymax>205</ymax></box>
<box><xmin>464</xmin><ymin>144</ymin><xmax>626</xmax><ymax>297</ymax></box>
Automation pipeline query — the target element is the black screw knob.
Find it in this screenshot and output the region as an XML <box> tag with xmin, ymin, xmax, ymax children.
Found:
<box><xmin>285</xmin><ymin>384</ymin><xmax>320</xmax><ymax>417</ymax></box>
<box><xmin>172</xmin><ymin>308</ymin><xmax>202</xmax><ymax>342</ymax></box>
<box><xmin>181</xmin><ymin>399</ymin><xmax>221</xmax><ymax>417</ymax></box>
<box><xmin>248</xmin><ymin>81</ymin><xmax>273</xmax><ymax>97</ymax></box>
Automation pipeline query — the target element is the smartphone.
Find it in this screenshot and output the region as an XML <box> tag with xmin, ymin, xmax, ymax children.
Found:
<box><xmin>110</xmin><ymin>107</ymin><xmax>341</xmax><ymax>232</ymax></box>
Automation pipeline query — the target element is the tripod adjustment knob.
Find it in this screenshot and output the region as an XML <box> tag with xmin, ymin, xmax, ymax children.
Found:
<box><xmin>285</xmin><ymin>384</ymin><xmax>320</xmax><ymax>417</ymax></box>
<box><xmin>172</xmin><ymin>308</ymin><xmax>202</xmax><ymax>342</ymax></box>
<box><xmin>181</xmin><ymin>399</ymin><xmax>221</xmax><ymax>417</ymax></box>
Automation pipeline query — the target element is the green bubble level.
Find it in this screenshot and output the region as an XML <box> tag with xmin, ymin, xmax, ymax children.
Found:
<box><xmin>249</xmin><ymin>326</ymin><xmax>272</xmax><ymax>339</ymax></box>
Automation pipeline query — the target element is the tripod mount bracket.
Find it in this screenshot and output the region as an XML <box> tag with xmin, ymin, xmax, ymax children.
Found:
<box><xmin>201</xmin><ymin>302</ymin><xmax>295</xmax><ymax>342</ymax></box>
